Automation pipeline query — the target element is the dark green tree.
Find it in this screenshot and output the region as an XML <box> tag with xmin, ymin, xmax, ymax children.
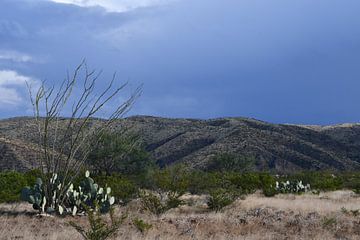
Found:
<box><xmin>88</xmin><ymin>131</ymin><xmax>154</xmax><ymax>176</ymax></box>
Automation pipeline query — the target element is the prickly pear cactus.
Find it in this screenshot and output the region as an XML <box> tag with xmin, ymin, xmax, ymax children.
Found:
<box><xmin>66</xmin><ymin>171</ymin><xmax>115</xmax><ymax>214</ymax></box>
<box><xmin>21</xmin><ymin>177</ymin><xmax>44</xmax><ymax>210</ymax></box>
<box><xmin>21</xmin><ymin>173</ymin><xmax>64</xmax><ymax>213</ymax></box>
<box><xmin>21</xmin><ymin>171</ymin><xmax>115</xmax><ymax>215</ymax></box>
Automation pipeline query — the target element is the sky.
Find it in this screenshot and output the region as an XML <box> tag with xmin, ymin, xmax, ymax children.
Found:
<box><xmin>0</xmin><ymin>0</ymin><xmax>360</xmax><ymax>124</ymax></box>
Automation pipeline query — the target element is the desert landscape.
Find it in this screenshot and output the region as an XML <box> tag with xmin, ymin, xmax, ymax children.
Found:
<box><xmin>1</xmin><ymin>1</ymin><xmax>360</xmax><ymax>239</ymax></box>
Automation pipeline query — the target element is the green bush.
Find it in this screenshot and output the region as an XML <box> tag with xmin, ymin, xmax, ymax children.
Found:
<box><xmin>0</xmin><ymin>170</ymin><xmax>40</xmax><ymax>203</ymax></box>
<box><xmin>149</xmin><ymin>164</ymin><xmax>190</xmax><ymax>194</ymax></box>
<box><xmin>139</xmin><ymin>190</ymin><xmax>183</xmax><ymax>215</ymax></box>
<box><xmin>259</xmin><ymin>173</ymin><xmax>277</xmax><ymax>197</ymax></box>
<box><xmin>165</xmin><ymin>191</ymin><xmax>184</xmax><ymax>209</ymax></box>
<box><xmin>0</xmin><ymin>171</ymin><xmax>28</xmax><ymax>203</ymax></box>
<box><xmin>187</xmin><ymin>171</ymin><xmax>219</xmax><ymax>194</ymax></box>
<box><xmin>94</xmin><ymin>174</ymin><xmax>137</xmax><ymax>204</ymax></box>
<box><xmin>207</xmin><ymin>188</ymin><xmax>236</xmax><ymax>212</ymax></box>
<box><xmin>133</xmin><ymin>218</ymin><xmax>152</xmax><ymax>233</ymax></box>
<box><xmin>87</xmin><ymin>131</ymin><xmax>154</xmax><ymax>176</ymax></box>
<box><xmin>69</xmin><ymin>202</ymin><xmax>126</xmax><ymax>240</ymax></box>
<box><xmin>139</xmin><ymin>191</ymin><xmax>167</xmax><ymax>216</ymax></box>
<box><xmin>225</xmin><ymin>172</ymin><xmax>261</xmax><ymax>194</ymax></box>
<box><xmin>339</xmin><ymin>172</ymin><xmax>360</xmax><ymax>193</ymax></box>
<box><xmin>286</xmin><ymin>172</ymin><xmax>342</xmax><ymax>191</ymax></box>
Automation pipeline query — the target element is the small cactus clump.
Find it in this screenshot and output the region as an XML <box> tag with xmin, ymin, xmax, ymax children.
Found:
<box><xmin>275</xmin><ymin>180</ymin><xmax>310</xmax><ymax>194</ymax></box>
<box><xmin>21</xmin><ymin>177</ymin><xmax>44</xmax><ymax>211</ymax></box>
<box><xmin>66</xmin><ymin>171</ymin><xmax>115</xmax><ymax>215</ymax></box>
<box><xmin>21</xmin><ymin>173</ymin><xmax>63</xmax><ymax>213</ymax></box>
<box><xmin>21</xmin><ymin>171</ymin><xmax>115</xmax><ymax>215</ymax></box>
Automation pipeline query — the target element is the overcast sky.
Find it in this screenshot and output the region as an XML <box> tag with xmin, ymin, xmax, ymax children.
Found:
<box><xmin>1</xmin><ymin>0</ymin><xmax>360</xmax><ymax>124</ymax></box>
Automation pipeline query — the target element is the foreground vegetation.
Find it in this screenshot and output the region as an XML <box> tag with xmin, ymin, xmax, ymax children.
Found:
<box><xmin>1</xmin><ymin>190</ymin><xmax>359</xmax><ymax>240</ymax></box>
<box><xmin>2</xmin><ymin>167</ymin><xmax>360</xmax><ymax>205</ymax></box>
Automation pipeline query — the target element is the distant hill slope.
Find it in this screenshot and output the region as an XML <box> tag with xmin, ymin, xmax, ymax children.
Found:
<box><xmin>1</xmin><ymin>116</ymin><xmax>360</xmax><ymax>173</ymax></box>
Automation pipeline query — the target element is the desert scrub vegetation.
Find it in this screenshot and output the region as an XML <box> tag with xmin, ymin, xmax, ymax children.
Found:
<box><xmin>92</xmin><ymin>174</ymin><xmax>138</xmax><ymax>205</ymax></box>
<box><xmin>133</xmin><ymin>218</ymin><xmax>152</xmax><ymax>233</ymax></box>
<box><xmin>139</xmin><ymin>190</ymin><xmax>184</xmax><ymax>215</ymax></box>
<box><xmin>87</xmin><ymin>131</ymin><xmax>154</xmax><ymax>177</ymax></box>
<box><xmin>0</xmin><ymin>169</ymin><xmax>40</xmax><ymax>203</ymax></box>
<box><xmin>4</xmin><ymin>169</ymin><xmax>360</xmax><ymax>207</ymax></box>
<box><xmin>207</xmin><ymin>188</ymin><xmax>238</xmax><ymax>212</ymax></box>
<box><xmin>69</xmin><ymin>202</ymin><xmax>126</xmax><ymax>240</ymax></box>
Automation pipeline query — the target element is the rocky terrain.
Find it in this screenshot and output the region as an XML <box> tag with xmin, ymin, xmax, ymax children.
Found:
<box><xmin>1</xmin><ymin>116</ymin><xmax>360</xmax><ymax>173</ymax></box>
<box><xmin>1</xmin><ymin>191</ymin><xmax>359</xmax><ymax>240</ymax></box>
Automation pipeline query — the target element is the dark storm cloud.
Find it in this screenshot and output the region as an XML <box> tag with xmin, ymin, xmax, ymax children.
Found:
<box><xmin>1</xmin><ymin>0</ymin><xmax>360</xmax><ymax>124</ymax></box>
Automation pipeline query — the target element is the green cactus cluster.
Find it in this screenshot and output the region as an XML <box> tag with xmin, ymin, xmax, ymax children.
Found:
<box><xmin>21</xmin><ymin>177</ymin><xmax>45</xmax><ymax>211</ymax></box>
<box><xmin>66</xmin><ymin>171</ymin><xmax>115</xmax><ymax>215</ymax></box>
<box><xmin>21</xmin><ymin>173</ymin><xmax>64</xmax><ymax>214</ymax></box>
<box><xmin>21</xmin><ymin>171</ymin><xmax>115</xmax><ymax>215</ymax></box>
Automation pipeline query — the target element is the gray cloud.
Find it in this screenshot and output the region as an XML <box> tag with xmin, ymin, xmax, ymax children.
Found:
<box><xmin>1</xmin><ymin>0</ymin><xmax>360</xmax><ymax>124</ymax></box>
<box><xmin>0</xmin><ymin>50</ymin><xmax>33</xmax><ymax>63</ymax></box>
<box><xmin>0</xmin><ymin>70</ymin><xmax>39</xmax><ymax>107</ymax></box>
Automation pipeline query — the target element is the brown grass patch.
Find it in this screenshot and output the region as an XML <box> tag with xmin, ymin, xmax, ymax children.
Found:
<box><xmin>1</xmin><ymin>191</ymin><xmax>360</xmax><ymax>240</ymax></box>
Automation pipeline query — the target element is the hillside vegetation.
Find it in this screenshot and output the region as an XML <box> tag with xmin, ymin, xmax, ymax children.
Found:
<box><xmin>1</xmin><ymin>116</ymin><xmax>360</xmax><ymax>173</ymax></box>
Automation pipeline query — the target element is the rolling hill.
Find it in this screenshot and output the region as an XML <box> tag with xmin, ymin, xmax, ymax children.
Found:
<box><xmin>1</xmin><ymin>116</ymin><xmax>360</xmax><ymax>173</ymax></box>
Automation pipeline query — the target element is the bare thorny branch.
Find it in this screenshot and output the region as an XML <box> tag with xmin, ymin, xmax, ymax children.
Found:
<box><xmin>27</xmin><ymin>61</ymin><xmax>142</xmax><ymax>208</ymax></box>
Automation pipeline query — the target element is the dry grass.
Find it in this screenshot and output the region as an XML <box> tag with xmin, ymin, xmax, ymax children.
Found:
<box><xmin>1</xmin><ymin>191</ymin><xmax>360</xmax><ymax>240</ymax></box>
<box><xmin>240</xmin><ymin>190</ymin><xmax>360</xmax><ymax>214</ymax></box>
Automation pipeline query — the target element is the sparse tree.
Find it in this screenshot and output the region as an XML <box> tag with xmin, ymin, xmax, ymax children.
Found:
<box><xmin>87</xmin><ymin>131</ymin><xmax>153</xmax><ymax>176</ymax></box>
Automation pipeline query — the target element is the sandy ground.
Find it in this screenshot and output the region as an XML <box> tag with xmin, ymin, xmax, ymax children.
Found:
<box><xmin>1</xmin><ymin>191</ymin><xmax>360</xmax><ymax>240</ymax></box>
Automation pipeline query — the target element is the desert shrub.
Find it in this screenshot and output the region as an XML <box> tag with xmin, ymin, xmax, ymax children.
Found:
<box><xmin>0</xmin><ymin>171</ymin><xmax>28</xmax><ymax>203</ymax></box>
<box><xmin>88</xmin><ymin>132</ymin><xmax>154</xmax><ymax>176</ymax></box>
<box><xmin>94</xmin><ymin>174</ymin><xmax>137</xmax><ymax>204</ymax></box>
<box><xmin>187</xmin><ymin>171</ymin><xmax>238</xmax><ymax>195</ymax></box>
<box><xmin>139</xmin><ymin>191</ymin><xmax>167</xmax><ymax>215</ymax></box>
<box><xmin>139</xmin><ymin>190</ymin><xmax>183</xmax><ymax>215</ymax></box>
<box><xmin>259</xmin><ymin>173</ymin><xmax>277</xmax><ymax>197</ymax></box>
<box><xmin>185</xmin><ymin>171</ymin><xmax>202</xmax><ymax>194</ymax></box>
<box><xmin>187</xmin><ymin>171</ymin><xmax>261</xmax><ymax>196</ymax></box>
<box><xmin>149</xmin><ymin>164</ymin><xmax>190</xmax><ymax>194</ymax></box>
<box><xmin>133</xmin><ymin>218</ymin><xmax>152</xmax><ymax>233</ymax></box>
<box><xmin>339</xmin><ymin>172</ymin><xmax>360</xmax><ymax>193</ymax></box>
<box><xmin>69</xmin><ymin>202</ymin><xmax>126</xmax><ymax>240</ymax></box>
<box><xmin>24</xmin><ymin>169</ymin><xmax>42</xmax><ymax>183</ymax></box>
<box><xmin>165</xmin><ymin>191</ymin><xmax>184</xmax><ymax>209</ymax></box>
<box><xmin>0</xmin><ymin>170</ymin><xmax>42</xmax><ymax>203</ymax></box>
<box><xmin>224</xmin><ymin>172</ymin><xmax>261</xmax><ymax>194</ymax></box>
<box><xmin>353</xmin><ymin>187</ymin><xmax>360</xmax><ymax>194</ymax></box>
<box><xmin>207</xmin><ymin>153</ymin><xmax>256</xmax><ymax>173</ymax></box>
<box><xmin>207</xmin><ymin>188</ymin><xmax>236</xmax><ymax>212</ymax></box>
<box><xmin>288</xmin><ymin>172</ymin><xmax>342</xmax><ymax>191</ymax></box>
<box><xmin>0</xmin><ymin>169</ymin><xmax>42</xmax><ymax>203</ymax></box>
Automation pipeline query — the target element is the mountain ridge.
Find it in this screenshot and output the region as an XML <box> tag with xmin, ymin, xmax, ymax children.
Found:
<box><xmin>1</xmin><ymin>116</ymin><xmax>360</xmax><ymax>173</ymax></box>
